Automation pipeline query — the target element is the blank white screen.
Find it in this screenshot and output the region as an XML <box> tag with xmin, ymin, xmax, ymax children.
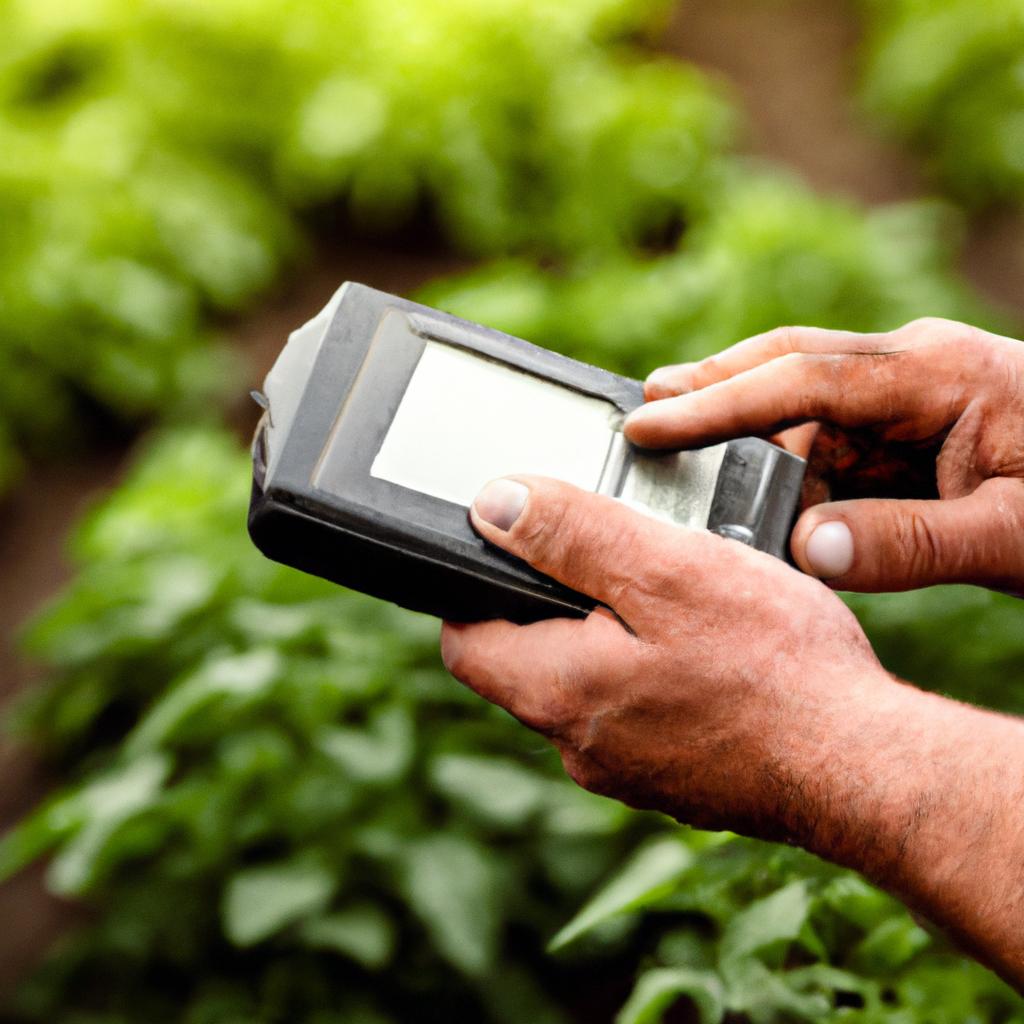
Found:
<box><xmin>370</xmin><ymin>342</ymin><xmax>616</xmax><ymax>507</ymax></box>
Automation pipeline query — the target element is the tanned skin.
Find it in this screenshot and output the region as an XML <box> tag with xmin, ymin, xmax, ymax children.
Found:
<box><xmin>440</xmin><ymin>318</ymin><xmax>1024</xmax><ymax>989</ymax></box>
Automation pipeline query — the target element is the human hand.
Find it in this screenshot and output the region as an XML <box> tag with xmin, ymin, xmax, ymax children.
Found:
<box><xmin>441</xmin><ymin>476</ymin><xmax>891</xmax><ymax>844</ymax></box>
<box><xmin>625</xmin><ymin>318</ymin><xmax>1024</xmax><ymax>594</ymax></box>
<box><xmin>443</xmin><ymin>476</ymin><xmax>1024</xmax><ymax>988</ymax></box>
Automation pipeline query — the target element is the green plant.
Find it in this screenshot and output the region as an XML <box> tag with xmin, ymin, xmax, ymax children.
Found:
<box><xmin>4</xmin><ymin>183</ymin><xmax>1021</xmax><ymax>1018</ymax></box>
<box><xmin>0</xmin><ymin>429</ymin><xmax>655</xmax><ymax>1024</ymax></box>
<box><xmin>422</xmin><ymin>170</ymin><xmax>999</xmax><ymax>376</ymax></box>
<box><xmin>7</xmin><ymin>424</ymin><xmax>1024</xmax><ymax>1023</ymax></box>
<box><xmin>5</xmin><ymin>3</ymin><xmax>1024</xmax><ymax>1020</ymax></box>
<box><xmin>0</xmin><ymin>0</ymin><xmax>732</xmax><ymax>494</ymax></box>
<box><xmin>556</xmin><ymin>834</ymin><xmax>1022</xmax><ymax>1023</ymax></box>
<box><xmin>859</xmin><ymin>0</ymin><xmax>1024</xmax><ymax>206</ymax></box>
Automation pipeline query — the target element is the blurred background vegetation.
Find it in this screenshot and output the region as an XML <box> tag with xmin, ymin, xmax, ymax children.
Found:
<box><xmin>1</xmin><ymin>0</ymin><xmax>1023</xmax><ymax>1021</ymax></box>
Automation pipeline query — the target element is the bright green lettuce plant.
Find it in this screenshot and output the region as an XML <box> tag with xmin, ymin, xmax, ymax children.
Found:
<box><xmin>422</xmin><ymin>170</ymin><xmax>999</xmax><ymax>376</ymax></box>
<box><xmin>859</xmin><ymin>0</ymin><xmax>1024</xmax><ymax>206</ymax></box>
<box><xmin>1</xmin><ymin>429</ymin><xmax>655</xmax><ymax>1024</ymax></box>
<box><xmin>0</xmin><ymin>0</ymin><xmax>732</xmax><ymax>493</ymax></box>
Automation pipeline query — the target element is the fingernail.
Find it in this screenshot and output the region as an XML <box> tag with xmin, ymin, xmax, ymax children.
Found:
<box><xmin>645</xmin><ymin>367</ymin><xmax>676</xmax><ymax>389</ymax></box>
<box><xmin>473</xmin><ymin>479</ymin><xmax>528</xmax><ymax>531</ymax></box>
<box><xmin>645</xmin><ymin>366</ymin><xmax>689</xmax><ymax>397</ymax></box>
<box><xmin>624</xmin><ymin>402</ymin><xmax>659</xmax><ymax>427</ymax></box>
<box><xmin>804</xmin><ymin>521</ymin><xmax>854</xmax><ymax>579</ymax></box>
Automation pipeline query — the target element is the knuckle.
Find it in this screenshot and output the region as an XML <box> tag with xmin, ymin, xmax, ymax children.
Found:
<box><xmin>627</xmin><ymin>548</ymin><xmax>683</xmax><ymax>608</ymax></box>
<box><xmin>983</xmin><ymin>476</ymin><xmax>1024</xmax><ymax>524</ymax></box>
<box><xmin>763</xmin><ymin>325</ymin><xmax>799</xmax><ymax>351</ymax></box>
<box><xmin>603</xmin><ymin>526</ymin><xmax>654</xmax><ymax>604</ymax></box>
<box><xmin>561</xmin><ymin>752</ymin><xmax>591</xmax><ymax>789</ymax></box>
<box><xmin>899</xmin><ymin>317</ymin><xmax>975</xmax><ymax>352</ymax></box>
<box><xmin>775</xmin><ymin>349</ymin><xmax>807</xmax><ymax>368</ymax></box>
<box><xmin>521</xmin><ymin>660</ymin><xmax>586</xmax><ymax>734</ymax></box>
<box><xmin>444</xmin><ymin>643</ymin><xmax>486</xmax><ymax>688</ymax></box>
<box><xmin>900</xmin><ymin>315</ymin><xmax>956</xmax><ymax>336</ymax></box>
<box><xmin>898</xmin><ymin>508</ymin><xmax>944</xmax><ymax>577</ymax></box>
<box><xmin>691</xmin><ymin>355</ymin><xmax>724</xmax><ymax>388</ymax></box>
<box><xmin>523</xmin><ymin>689</ymin><xmax>574</xmax><ymax>734</ymax></box>
<box><xmin>971</xmin><ymin>330</ymin><xmax>1010</xmax><ymax>385</ymax></box>
<box><xmin>778</xmin><ymin>352</ymin><xmax>831</xmax><ymax>417</ymax></box>
<box><xmin>511</xmin><ymin>488</ymin><xmax>571</xmax><ymax>561</ymax></box>
<box><xmin>617</xmin><ymin>518</ymin><xmax>692</xmax><ymax>613</ymax></box>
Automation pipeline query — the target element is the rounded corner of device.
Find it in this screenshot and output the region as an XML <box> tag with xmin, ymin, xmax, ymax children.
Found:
<box><xmin>246</xmin><ymin>485</ymin><xmax>271</xmax><ymax>543</ymax></box>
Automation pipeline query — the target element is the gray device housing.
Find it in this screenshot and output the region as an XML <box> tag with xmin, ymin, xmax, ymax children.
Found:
<box><xmin>248</xmin><ymin>283</ymin><xmax>806</xmax><ymax>623</ymax></box>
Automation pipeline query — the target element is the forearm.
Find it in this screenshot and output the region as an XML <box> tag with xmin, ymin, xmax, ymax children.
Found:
<box><xmin>802</xmin><ymin>675</ymin><xmax>1024</xmax><ymax>988</ymax></box>
<box><xmin>451</xmin><ymin>468</ymin><xmax>1024</xmax><ymax>985</ymax></box>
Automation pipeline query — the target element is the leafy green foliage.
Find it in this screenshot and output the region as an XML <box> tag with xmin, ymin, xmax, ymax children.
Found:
<box><xmin>617</xmin><ymin>966</ymin><xmax>724</xmax><ymax>1024</ymax></box>
<box><xmin>6</xmin><ymin>142</ymin><xmax>1023</xmax><ymax>1018</ymax></box>
<box><xmin>421</xmin><ymin>171</ymin><xmax>1001</xmax><ymax>377</ymax></box>
<box><xmin>223</xmin><ymin>860</ymin><xmax>337</xmax><ymax>948</ymax></box>
<box><xmin>4</xmin><ymin>3</ymin><xmax>1024</xmax><ymax>1021</ymax></box>
<box><xmin>567</xmin><ymin>839</ymin><xmax>1022</xmax><ymax>1023</ymax></box>
<box><xmin>0</xmin><ymin>0</ymin><xmax>731</xmax><ymax>492</ymax></box>
<box><xmin>2</xmin><ymin>429</ymin><xmax>649</xmax><ymax>1023</ymax></box>
<box><xmin>8</xmin><ymin>187</ymin><xmax>1024</xmax><ymax>1019</ymax></box>
<box><xmin>549</xmin><ymin>837</ymin><xmax>694</xmax><ymax>951</ymax></box>
<box><xmin>860</xmin><ymin>0</ymin><xmax>1024</xmax><ymax>205</ymax></box>
<box><xmin>10</xmin><ymin>455</ymin><xmax>1024</xmax><ymax>1024</ymax></box>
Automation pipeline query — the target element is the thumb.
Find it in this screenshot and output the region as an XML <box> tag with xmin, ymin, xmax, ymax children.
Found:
<box><xmin>469</xmin><ymin>475</ymin><xmax>691</xmax><ymax>623</ymax></box>
<box><xmin>791</xmin><ymin>477</ymin><xmax>1024</xmax><ymax>592</ymax></box>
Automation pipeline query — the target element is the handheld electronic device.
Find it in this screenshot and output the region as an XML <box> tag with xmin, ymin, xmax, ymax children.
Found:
<box><xmin>248</xmin><ymin>283</ymin><xmax>805</xmax><ymax>623</ymax></box>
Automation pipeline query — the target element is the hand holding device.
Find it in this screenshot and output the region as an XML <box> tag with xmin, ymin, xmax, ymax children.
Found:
<box><xmin>248</xmin><ymin>283</ymin><xmax>804</xmax><ymax>622</ymax></box>
<box><xmin>444</xmin><ymin>472</ymin><xmax>1024</xmax><ymax>991</ymax></box>
<box><xmin>443</xmin><ymin>474</ymin><xmax>886</xmax><ymax>840</ymax></box>
<box><xmin>626</xmin><ymin>317</ymin><xmax>1024</xmax><ymax>595</ymax></box>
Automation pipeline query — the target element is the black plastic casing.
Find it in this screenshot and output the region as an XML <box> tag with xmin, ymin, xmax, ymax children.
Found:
<box><xmin>248</xmin><ymin>283</ymin><xmax>805</xmax><ymax>624</ymax></box>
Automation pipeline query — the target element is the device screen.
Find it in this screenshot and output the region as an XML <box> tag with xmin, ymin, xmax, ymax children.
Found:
<box><xmin>370</xmin><ymin>341</ymin><xmax>617</xmax><ymax>507</ymax></box>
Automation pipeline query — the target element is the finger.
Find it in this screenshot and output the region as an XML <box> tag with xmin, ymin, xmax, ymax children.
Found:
<box><xmin>468</xmin><ymin>475</ymin><xmax>693</xmax><ymax>624</ymax></box>
<box><xmin>772</xmin><ymin>423</ymin><xmax>820</xmax><ymax>460</ymax></box>
<box><xmin>440</xmin><ymin>610</ymin><xmax>631</xmax><ymax>733</ymax></box>
<box><xmin>625</xmin><ymin>350</ymin><xmax>918</xmax><ymax>450</ymax></box>
<box><xmin>643</xmin><ymin>326</ymin><xmax>891</xmax><ymax>400</ymax></box>
<box><xmin>791</xmin><ymin>477</ymin><xmax>1024</xmax><ymax>592</ymax></box>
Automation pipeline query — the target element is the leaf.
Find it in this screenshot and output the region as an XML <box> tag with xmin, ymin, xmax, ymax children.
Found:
<box><xmin>850</xmin><ymin>914</ymin><xmax>932</xmax><ymax>973</ymax></box>
<box><xmin>429</xmin><ymin>754</ymin><xmax>547</xmax><ymax>827</ymax></box>
<box><xmin>720</xmin><ymin>957</ymin><xmax>831</xmax><ymax>1022</ymax></box>
<box><xmin>795</xmin><ymin>919</ymin><xmax>828</xmax><ymax>962</ymax></box>
<box><xmin>126</xmin><ymin>648</ymin><xmax>282</xmax><ymax>755</ymax></box>
<box><xmin>298</xmin><ymin>904</ymin><xmax>395</xmax><ymax>969</ymax></box>
<box><xmin>401</xmin><ymin>835</ymin><xmax>499</xmax><ymax>976</ymax></box>
<box><xmin>820</xmin><ymin>873</ymin><xmax>893</xmax><ymax>930</ymax></box>
<box><xmin>549</xmin><ymin>836</ymin><xmax>694</xmax><ymax>951</ymax></box>
<box><xmin>783</xmin><ymin>964</ymin><xmax>876</xmax><ymax>1006</ymax></box>
<box><xmin>316</xmin><ymin>705</ymin><xmax>413</xmax><ymax>785</ymax></box>
<box><xmin>541</xmin><ymin>781</ymin><xmax>632</xmax><ymax>836</ymax></box>
<box><xmin>222</xmin><ymin>860</ymin><xmax>336</xmax><ymax>947</ymax></box>
<box><xmin>719</xmin><ymin>881</ymin><xmax>811</xmax><ymax>965</ymax></box>
<box><xmin>46</xmin><ymin>753</ymin><xmax>172</xmax><ymax>895</ymax></box>
<box><xmin>616</xmin><ymin>967</ymin><xmax>724</xmax><ymax>1024</ymax></box>
<box><xmin>0</xmin><ymin>791</ymin><xmax>84</xmax><ymax>884</ymax></box>
<box><xmin>229</xmin><ymin>599</ymin><xmax>324</xmax><ymax>644</ymax></box>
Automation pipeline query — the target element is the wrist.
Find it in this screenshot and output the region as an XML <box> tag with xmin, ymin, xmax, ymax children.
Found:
<box><xmin>795</xmin><ymin>675</ymin><xmax>938</xmax><ymax>881</ymax></box>
<box><xmin>796</xmin><ymin>675</ymin><xmax>1024</xmax><ymax>983</ymax></box>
